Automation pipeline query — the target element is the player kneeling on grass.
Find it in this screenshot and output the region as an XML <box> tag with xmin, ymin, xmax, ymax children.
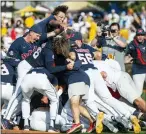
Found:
<box><xmin>21</xmin><ymin>67</ymin><xmax>59</xmax><ymax>133</ymax></box>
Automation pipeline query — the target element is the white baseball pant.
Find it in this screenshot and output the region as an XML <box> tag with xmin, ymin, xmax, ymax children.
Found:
<box><xmin>21</xmin><ymin>72</ymin><xmax>58</xmax><ymax>121</ymax></box>
<box><xmin>85</xmin><ymin>69</ymin><xmax>132</xmax><ymax>119</ymax></box>
<box><xmin>2</xmin><ymin>84</ymin><xmax>21</xmax><ymax>119</ymax></box>
<box><xmin>116</xmin><ymin>72</ymin><xmax>140</xmax><ymax>104</ymax></box>
<box><xmin>3</xmin><ymin>60</ymin><xmax>32</xmax><ymax>120</ymax></box>
<box><xmin>133</xmin><ymin>73</ymin><xmax>146</xmax><ymax>96</ymax></box>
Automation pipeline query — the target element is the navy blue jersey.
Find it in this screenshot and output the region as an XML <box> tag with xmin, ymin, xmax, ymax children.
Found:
<box><xmin>28</xmin><ymin>67</ymin><xmax>58</xmax><ymax>86</ymax></box>
<box><xmin>71</xmin><ymin>44</ymin><xmax>97</xmax><ymax>71</ymax></box>
<box><xmin>1</xmin><ymin>58</ymin><xmax>20</xmax><ymax>85</ymax></box>
<box><xmin>54</xmin><ymin>54</ymin><xmax>90</xmax><ymax>86</ymax></box>
<box><xmin>126</xmin><ymin>39</ymin><xmax>146</xmax><ymax>74</ymax></box>
<box><xmin>7</xmin><ymin>33</ymin><xmax>47</xmax><ymax>60</ymax></box>
<box><xmin>25</xmin><ymin>47</ymin><xmax>68</xmax><ymax>74</ymax></box>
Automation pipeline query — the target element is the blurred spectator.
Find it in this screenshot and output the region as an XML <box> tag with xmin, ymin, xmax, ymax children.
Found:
<box><xmin>108</xmin><ymin>9</ymin><xmax>119</xmax><ymax>25</ymax></box>
<box><xmin>80</xmin><ymin>19</ymin><xmax>90</xmax><ymax>43</ymax></box>
<box><xmin>67</xmin><ymin>13</ymin><xmax>73</xmax><ymax>26</ymax></box>
<box><xmin>119</xmin><ymin>11</ymin><xmax>127</xmax><ymax>29</ymax></box>
<box><xmin>120</xmin><ymin>22</ymin><xmax>129</xmax><ymax>41</ymax></box>
<box><xmin>1</xmin><ymin>23</ymin><xmax>8</xmax><ymax>37</ymax></box>
<box><xmin>88</xmin><ymin>18</ymin><xmax>97</xmax><ymax>43</ymax></box>
<box><xmin>125</xmin><ymin>8</ymin><xmax>134</xmax><ymax>29</ymax></box>
<box><xmin>72</xmin><ymin>17</ymin><xmax>80</xmax><ymax>32</ymax></box>
<box><xmin>85</xmin><ymin>12</ymin><xmax>93</xmax><ymax>24</ymax></box>
<box><xmin>78</xmin><ymin>12</ymin><xmax>86</xmax><ymax>22</ymax></box>
<box><xmin>3</xmin><ymin>32</ymin><xmax>13</xmax><ymax>51</ymax></box>
<box><xmin>15</xmin><ymin>19</ymin><xmax>24</xmax><ymax>38</ymax></box>
<box><xmin>91</xmin><ymin>26</ymin><xmax>102</xmax><ymax>51</ymax></box>
<box><xmin>35</xmin><ymin>16</ymin><xmax>43</xmax><ymax>24</ymax></box>
<box><xmin>98</xmin><ymin>23</ymin><xmax>127</xmax><ymax>71</ymax></box>
<box><xmin>141</xmin><ymin>6</ymin><xmax>146</xmax><ymax>31</ymax></box>
<box><xmin>10</xmin><ymin>27</ymin><xmax>16</xmax><ymax>40</ymax></box>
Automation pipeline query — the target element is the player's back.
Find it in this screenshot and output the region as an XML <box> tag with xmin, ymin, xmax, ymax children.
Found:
<box><xmin>72</xmin><ymin>44</ymin><xmax>97</xmax><ymax>71</ymax></box>
<box><xmin>1</xmin><ymin>58</ymin><xmax>20</xmax><ymax>85</ymax></box>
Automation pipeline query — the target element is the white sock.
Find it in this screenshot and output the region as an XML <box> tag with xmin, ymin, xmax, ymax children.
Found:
<box><xmin>24</xmin><ymin>118</ymin><xmax>29</xmax><ymax>126</ymax></box>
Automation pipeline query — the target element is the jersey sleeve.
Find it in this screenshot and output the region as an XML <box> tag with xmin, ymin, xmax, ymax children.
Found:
<box><xmin>44</xmin><ymin>48</ymin><xmax>67</xmax><ymax>73</ymax></box>
<box><xmin>125</xmin><ymin>42</ymin><xmax>135</xmax><ymax>56</ymax></box>
<box><xmin>3</xmin><ymin>58</ymin><xmax>20</xmax><ymax>67</ymax></box>
<box><xmin>7</xmin><ymin>39</ymin><xmax>21</xmax><ymax>60</ymax></box>
<box><xmin>87</xmin><ymin>45</ymin><xmax>97</xmax><ymax>57</ymax></box>
<box><xmin>37</xmin><ymin>33</ymin><xmax>48</xmax><ymax>45</ymax></box>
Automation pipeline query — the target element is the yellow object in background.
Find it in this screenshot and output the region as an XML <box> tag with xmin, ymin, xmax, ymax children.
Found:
<box><xmin>25</xmin><ymin>16</ymin><xmax>35</xmax><ymax>28</ymax></box>
<box><xmin>89</xmin><ymin>21</ymin><xmax>97</xmax><ymax>42</ymax></box>
<box><xmin>120</xmin><ymin>29</ymin><xmax>129</xmax><ymax>40</ymax></box>
<box><xmin>1</xmin><ymin>27</ymin><xmax>7</xmax><ymax>37</ymax></box>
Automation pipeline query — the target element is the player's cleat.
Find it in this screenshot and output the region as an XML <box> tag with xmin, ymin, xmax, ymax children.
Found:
<box><xmin>61</xmin><ymin>124</ymin><xmax>72</xmax><ymax>132</ymax></box>
<box><xmin>48</xmin><ymin>126</ymin><xmax>60</xmax><ymax>133</ymax></box>
<box><xmin>24</xmin><ymin>125</ymin><xmax>30</xmax><ymax>131</ymax></box>
<box><xmin>86</xmin><ymin>121</ymin><xmax>96</xmax><ymax>133</ymax></box>
<box><xmin>67</xmin><ymin>123</ymin><xmax>82</xmax><ymax>133</ymax></box>
<box><xmin>115</xmin><ymin>116</ymin><xmax>132</xmax><ymax>129</ymax></box>
<box><xmin>96</xmin><ymin>112</ymin><xmax>104</xmax><ymax>134</ymax></box>
<box><xmin>103</xmin><ymin>118</ymin><xmax>118</xmax><ymax>133</ymax></box>
<box><xmin>130</xmin><ymin>115</ymin><xmax>141</xmax><ymax>134</ymax></box>
<box><xmin>1</xmin><ymin>119</ymin><xmax>13</xmax><ymax>130</ymax></box>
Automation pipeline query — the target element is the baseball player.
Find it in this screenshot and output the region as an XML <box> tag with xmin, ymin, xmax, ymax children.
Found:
<box><xmin>1</xmin><ymin>32</ymin><xmax>74</xmax><ymax>130</ymax></box>
<box><xmin>69</xmin><ymin>32</ymin><xmax>141</xmax><ymax>133</ymax></box>
<box><xmin>1</xmin><ymin>57</ymin><xmax>21</xmax><ymax>129</ymax></box>
<box><xmin>20</xmin><ymin>67</ymin><xmax>59</xmax><ymax>132</ymax></box>
<box><xmin>8</xmin><ymin>5</ymin><xmax>69</xmax><ymax>61</ymax></box>
<box><xmin>125</xmin><ymin>28</ymin><xmax>146</xmax><ymax>96</ymax></box>
<box><xmin>93</xmin><ymin>59</ymin><xmax>146</xmax><ymax>113</ymax></box>
<box><xmin>1</xmin><ymin>25</ymin><xmax>63</xmax><ymax>127</ymax></box>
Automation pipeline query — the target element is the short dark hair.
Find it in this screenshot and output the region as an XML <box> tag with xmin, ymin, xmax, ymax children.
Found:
<box><xmin>110</xmin><ymin>22</ymin><xmax>120</xmax><ymax>30</ymax></box>
<box><xmin>52</xmin><ymin>5</ymin><xmax>68</xmax><ymax>15</ymax></box>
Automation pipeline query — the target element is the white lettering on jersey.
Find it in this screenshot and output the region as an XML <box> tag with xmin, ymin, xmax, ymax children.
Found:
<box><xmin>78</xmin><ymin>53</ymin><xmax>93</xmax><ymax>64</ymax></box>
<box><xmin>1</xmin><ymin>64</ymin><xmax>9</xmax><ymax>75</ymax></box>
<box><xmin>33</xmin><ymin>47</ymin><xmax>42</xmax><ymax>59</ymax></box>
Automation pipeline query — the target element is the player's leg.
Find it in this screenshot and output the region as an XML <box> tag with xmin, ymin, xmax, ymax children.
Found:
<box><xmin>93</xmin><ymin>69</ymin><xmax>141</xmax><ymax>132</ymax></box>
<box><xmin>79</xmin><ymin>105</ymin><xmax>95</xmax><ymax>133</ymax></box>
<box><xmin>15</xmin><ymin>60</ymin><xmax>32</xmax><ymax>94</ymax></box>
<box><xmin>93</xmin><ymin>69</ymin><xmax>131</xmax><ymax>118</ymax></box>
<box><xmin>133</xmin><ymin>73</ymin><xmax>145</xmax><ymax>96</ymax></box>
<box><xmin>3</xmin><ymin>60</ymin><xmax>32</xmax><ymax>121</ymax></box>
<box><xmin>37</xmin><ymin>74</ymin><xmax>59</xmax><ymax>132</ymax></box>
<box><xmin>67</xmin><ymin>82</ymin><xmax>88</xmax><ymax>133</ymax></box>
<box><xmin>21</xmin><ymin>74</ymin><xmax>35</xmax><ymax>130</ymax></box>
<box><xmin>117</xmin><ymin>72</ymin><xmax>146</xmax><ymax>112</ymax></box>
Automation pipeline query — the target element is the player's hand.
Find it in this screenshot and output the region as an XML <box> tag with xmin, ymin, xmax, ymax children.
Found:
<box><xmin>41</xmin><ymin>96</ymin><xmax>48</xmax><ymax>104</ymax></box>
<box><xmin>124</xmin><ymin>55</ymin><xmax>133</xmax><ymax>63</ymax></box>
<box><xmin>100</xmin><ymin>71</ymin><xmax>107</xmax><ymax>80</ymax></box>
<box><xmin>66</xmin><ymin>58</ymin><xmax>74</xmax><ymax>64</ymax></box>
<box><xmin>67</xmin><ymin>62</ymin><xmax>74</xmax><ymax>70</ymax></box>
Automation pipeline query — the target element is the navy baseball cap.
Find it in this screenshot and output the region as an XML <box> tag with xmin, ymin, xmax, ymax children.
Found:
<box><xmin>29</xmin><ymin>25</ymin><xmax>42</xmax><ymax>35</ymax></box>
<box><xmin>69</xmin><ymin>32</ymin><xmax>82</xmax><ymax>46</ymax></box>
<box><xmin>136</xmin><ymin>28</ymin><xmax>145</xmax><ymax>36</ymax></box>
